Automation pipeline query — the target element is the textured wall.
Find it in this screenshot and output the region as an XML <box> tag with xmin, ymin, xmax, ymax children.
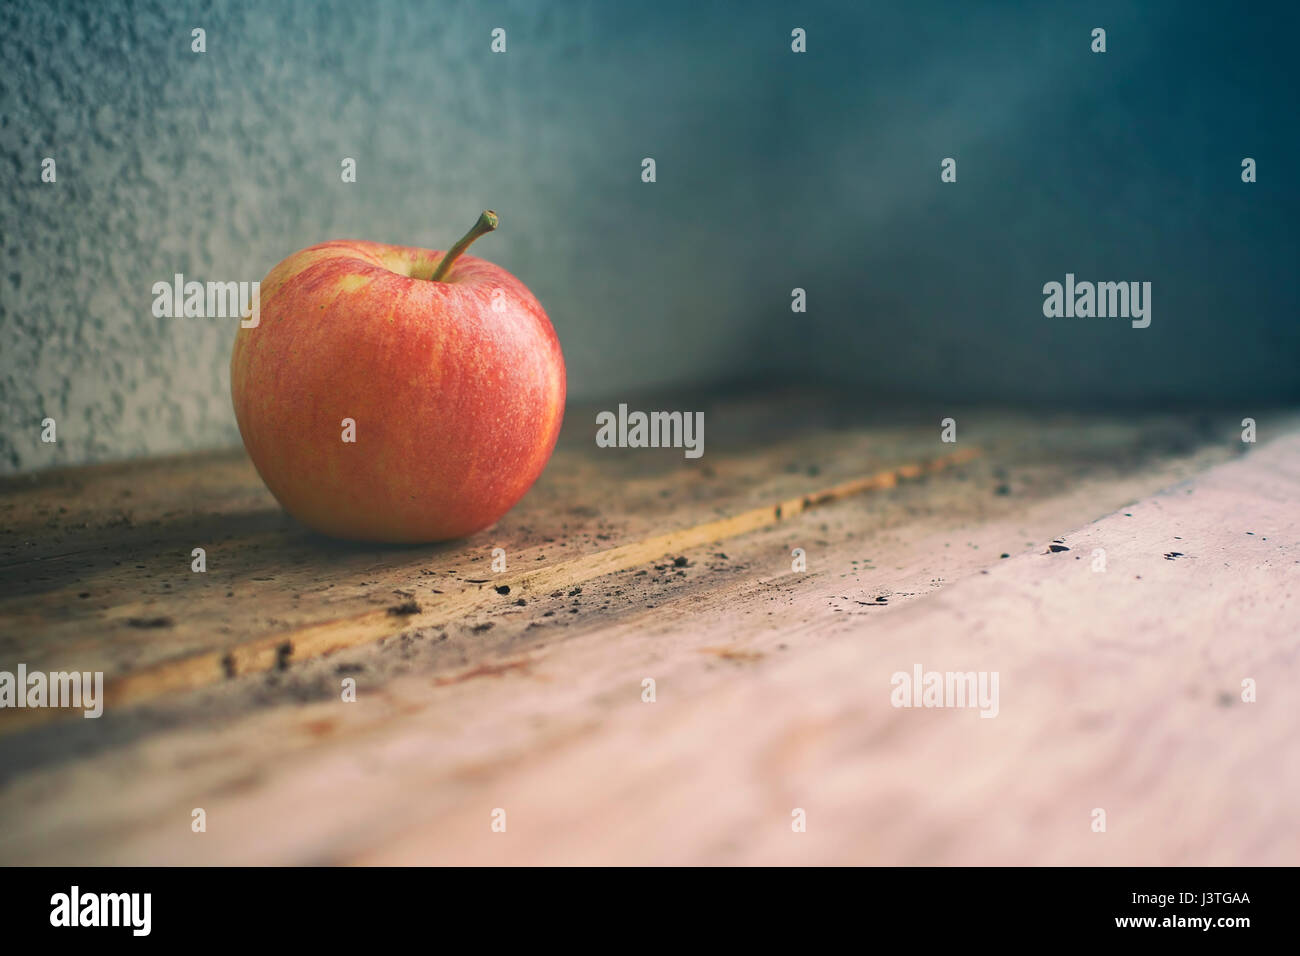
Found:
<box><xmin>765</xmin><ymin>2</ymin><xmax>1300</xmax><ymax>407</ymax></box>
<box><xmin>2</xmin><ymin>0</ymin><xmax>1298</xmax><ymax>473</ymax></box>
<box><xmin>1</xmin><ymin>0</ymin><xmax>784</xmax><ymax>472</ymax></box>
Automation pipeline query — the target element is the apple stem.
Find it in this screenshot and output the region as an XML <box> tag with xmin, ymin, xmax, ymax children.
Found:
<box><xmin>429</xmin><ymin>210</ymin><xmax>499</xmax><ymax>282</ymax></box>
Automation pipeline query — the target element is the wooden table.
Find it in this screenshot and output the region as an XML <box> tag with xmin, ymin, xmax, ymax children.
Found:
<box><xmin>2</xmin><ymin>395</ymin><xmax>1297</xmax><ymax>864</ymax></box>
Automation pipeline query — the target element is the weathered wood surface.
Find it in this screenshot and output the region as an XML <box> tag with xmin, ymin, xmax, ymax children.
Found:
<box><xmin>0</xmin><ymin>446</ymin><xmax>980</xmax><ymax>720</ymax></box>
<box><xmin>1</xmin><ymin>398</ymin><xmax>1295</xmax><ymax>864</ymax></box>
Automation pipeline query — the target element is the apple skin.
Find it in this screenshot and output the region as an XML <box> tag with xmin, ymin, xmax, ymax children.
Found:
<box><xmin>230</xmin><ymin>239</ymin><xmax>565</xmax><ymax>543</ymax></box>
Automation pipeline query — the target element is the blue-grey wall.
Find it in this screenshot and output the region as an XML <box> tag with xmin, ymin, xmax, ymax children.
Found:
<box><xmin>2</xmin><ymin>0</ymin><xmax>1297</xmax><ymax>472</ymax></box>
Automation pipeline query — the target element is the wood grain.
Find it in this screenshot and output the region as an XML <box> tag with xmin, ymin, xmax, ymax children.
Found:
<box><xmin>1</xmin><ymin>400</ymin><xmax>1295</xmax><ymax>865</ymax></box>
<box><xmin>0</xmin><ymin>446</ymin><xmax>978</xmax><ymax>728</ymax></box>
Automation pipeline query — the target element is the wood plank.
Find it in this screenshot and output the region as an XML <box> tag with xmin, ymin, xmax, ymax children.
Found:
<box><xmin>6</xmin><ymin>396</ymin><xmax>980</xmax><ymax>682</ymax></box>
<box><xmin>1</xmin><ymin>445</ymin><xmax>979</xmax><ymax>729</ymax></box>
<box><xmin>2</xmin><ymin>402</ymin><xmax>1292</xmax><ymax>864</ymax></box>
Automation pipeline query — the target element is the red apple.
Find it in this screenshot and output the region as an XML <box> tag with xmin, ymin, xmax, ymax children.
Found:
<box><xmin>231</xmin><ymin>211</ymin><xmax>565</xmax><ymax>543</ymax></box>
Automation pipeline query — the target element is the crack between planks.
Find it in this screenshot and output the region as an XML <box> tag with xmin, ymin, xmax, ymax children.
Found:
<box><xmin>0</xmin><ymin>446</ymin><xmax>981</xmax><ymax>732</ymax></box>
